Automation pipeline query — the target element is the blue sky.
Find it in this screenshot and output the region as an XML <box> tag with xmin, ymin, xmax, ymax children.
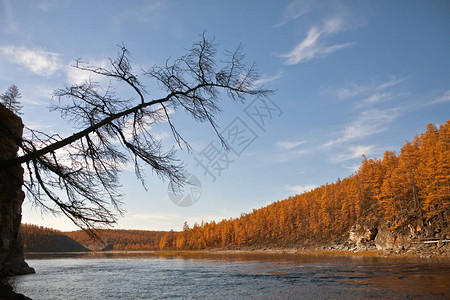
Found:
<box><xmin>1</xmin><ymin>0</ymin><xmax>449</xmax><ymax>231</ymax></box>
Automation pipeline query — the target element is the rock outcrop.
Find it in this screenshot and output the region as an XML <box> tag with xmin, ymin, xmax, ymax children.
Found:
<box><xmin>347</xmin><ymin>220</ymin><xmax>450</xmax><ymax>256</ymax></box>
<box><xmin>0</xmin><ymin>280</ymin><xmax>32</xmax><ymax>299</ymax></box>
<box><xmin>0</xmin><ymin>103</ymin><xmax>34</xmax><ymax>276</ymax></box>
<box><xmin>348</xmin><ymin>222</ymin><xmax>400</xmax><ymax>250</ymax></box>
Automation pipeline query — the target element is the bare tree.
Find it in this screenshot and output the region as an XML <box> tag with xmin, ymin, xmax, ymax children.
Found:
<box><xmin>0</xmin><ymin>35</ymin><xmax>272</xmax><ymax>232</ymax></box>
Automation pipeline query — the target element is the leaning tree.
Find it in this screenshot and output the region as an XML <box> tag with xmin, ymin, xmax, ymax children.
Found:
<box><xmin>0</xmin><ymin>35</ymin><xmax>272</xmax><ymax>237</ymax></box>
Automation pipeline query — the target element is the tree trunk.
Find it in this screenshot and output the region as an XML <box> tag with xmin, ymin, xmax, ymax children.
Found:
<box><xmin>0</xmin><ymin>104</ymin><xmax>34</xmax><ymax>276</ymax></box>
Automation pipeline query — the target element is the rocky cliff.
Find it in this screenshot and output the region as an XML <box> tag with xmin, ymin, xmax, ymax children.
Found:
<box><xmin>0</xmin><ymin>103</ymin><xmax>34</xmax><ymax>276</ymax></box>
<box><xmin>346</xmin><ymin>221</ymin><xmax>450</xmax><ymax>256</ymax></box>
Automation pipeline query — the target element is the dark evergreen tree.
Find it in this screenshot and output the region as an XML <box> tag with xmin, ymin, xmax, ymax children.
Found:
<box><xmin>1</xmin><ymin>85</ymin><xmax>23</xmax><ymax>115</ymax></box>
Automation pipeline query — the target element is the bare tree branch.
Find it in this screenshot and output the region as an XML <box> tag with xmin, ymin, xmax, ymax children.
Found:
<box><xmin>0</xmin><ymin>34</ymin><xmax>274</xmax><ymax>232</ymax></box>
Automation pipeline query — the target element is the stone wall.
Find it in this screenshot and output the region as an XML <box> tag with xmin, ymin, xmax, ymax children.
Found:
<box><xmin>0</xmin><ymin>103</ymin><xmax>34</xmax><ymax>276</ymax></box>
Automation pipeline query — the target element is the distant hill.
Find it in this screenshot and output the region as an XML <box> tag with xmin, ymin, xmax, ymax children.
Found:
<box><xmin>19</xmin><ymin>224</ymin><xmax>90</xmax><ymax>252</ymax></box>
<box><xmin>19</xmin><ymin>224</ymin><xmax>171</xmax><ymax>252</ymax></box>
<box><xmin>65</xmin><ymin>229</ymin><xmax>170</xmax><ymax>251</ymax></box>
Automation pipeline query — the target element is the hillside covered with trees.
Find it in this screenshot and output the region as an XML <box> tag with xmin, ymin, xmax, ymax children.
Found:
<box><xmin>20</xmin><ymin>225</ymin><xmax>169</xmax><ymax>252</ymax></box>
<box><xmin>19</xmin><ymin>224</ymin><xmax>89</xmax><ymax>252</ymax></box>
<box><xmin>158</xmin><ymin>121</ymin><xmax>449</xmax><ymax>250</ymax></box>
<box><xmin>65</xmin><ymin>229</ymin><xmax>169</xmax><ymax>251</ymax></box>
<box><xmin>21</xmin><ymin>121</ymin><xmax>449</xmax><ymax>253</ymax></box>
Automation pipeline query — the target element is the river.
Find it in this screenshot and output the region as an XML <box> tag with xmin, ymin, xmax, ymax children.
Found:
<box><xmin>7</xmin><ymin>252</ymin><xmax>450</xmax><ymax>299</ymax></box>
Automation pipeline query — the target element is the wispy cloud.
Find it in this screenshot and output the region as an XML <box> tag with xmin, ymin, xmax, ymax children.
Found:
<box><xmin>272</xmin><ymin>146</ymin><xmax>315</xmax><ymax>163</ymax></box>
<box><xmin>325</xmin><ymin>77</ymin><xmax>405</xmax><ymax>145</ymax></box>
<box><xmin>335</xmin><ymin>77</ymin><xmax>407</xmax><ymax>100</ymax></box>
<box><xmin>276</xmin><ymin>0</ymin><xmax>313</xmax><ymax>26</ymax></box>
<box><xmin>66</xmin><ymin>59</ymin><xmax>108</xmax><ymax>84</ymax></box>
<box><xmin>280</xmin><ymin>18</ymin><xmax>353</xmax><ymax>65</ymax></box>
<box><xmin>330</xmin><ymin>145</ymin><xmax>375</xmax><ymax>163</ymax></box>
<box><xmin>376</xmin><ymin>77</ymin><xmax>406</xmax><ymax>90</ymax></box>
<box><xmin>286</xmin><ymin>184</ymin><xmax>318</xmax><ymax>195</ymax></box>
<box><xmin>432</xmin><ymin>90</ymin><xmax>450</xmax><ymax>104</ymax></box>
<box><xmin>277</xmin><ymin>140</ymin><xmax>306</xmax><ymax>150</ymax></box>
<box><xmin>321</xmin><ymin>77</ymin><xmax>406</xmax><ymax>165</ymax></box>
<box><xmin>153</xmin><ymin>131</ymin><xmax>171</xmax><ymax>141</ymax></box>
<box><xmin>340</xmin><ymin>108</ymin><xmax>398</xmax><ymax>140</ymax></box>
<box><xmin>324</xmin><ymin>108</ymin><xmax>398</xmax><ymax>147</ymax></box>
<box><xmin>336</xmin><ymin>83</ymin><xmax>369</xmax><ymax>100</ymax></box>
<box><xmin>0</xmin><ymin>46</ymin><xmax>62</xmax><ymax>76</ymax></box>
<box><xmin>356</xmin><ymin>92</ymin><xmax>397</xmax><ymax>109</ymax></box>
<box><xmin>253</xmin><ymin>71</ymin><xmax>283</xmax><ymax>86</ymax></box>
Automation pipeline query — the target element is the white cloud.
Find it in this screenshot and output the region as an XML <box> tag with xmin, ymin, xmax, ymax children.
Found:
<box><xmin>376</xmin><ymin>77</ymin><xmax>407</xmax><ymax>90</ymax></box>
<box><xmin>323</xmin><ymin>78</ymin><xmax>405</xmax><ymax>146</ymax></box>
<box><xmin>277</xmin><ymin>0</ymin><xmax>367</xmax><ymax>29</ymax></box>
<box><xmin>66</xmin><ymin>59</ymin><xmax>109</xmax><ymax>84</ymax></box>
<box><xmin>323</xmin><ymin>17</ymin><xmax>345</xmax><ymax>34</ymax></box>
<box><xmin>277</xmin><ymin>140</ymin><xmax>305</xmax><ymax>150</ymax></box>
<box><xmin>335</xmin><ymin>77</ymin><xmax>406</xmax><ymax>100</ymax></box>
<box><xmin>433</xmin><ymin>90</ymin><xmax>450</xmax><ymax>104</ymax></box>
<box><xmin>280</xmin><ymin>18</ymin><xmax>353</xmax><ymax>65</ymax></box>
<box><xmin>356</xmin><ymin>92</ymin><xmax>396</xmax><ymax>108</ymax></box>
<box><xmin>153</xmin><ymin>131</ymin><xmax>171</xmax><ymax>141</ymax></box>
<box><xmin>342</xmin><ymin>109</ymin><xmax>397</xmax><ymax>140</ymax></box>
<box><xmin>271</xmin><ymin>146</ymin><xmax>315</xmax><ymax>163</ymax></box>
<box><xmin>277</xmin><ymin>0</ymin><xmax>313</xmax><ymax>26</ymax></box>
<box><xmin>324</xmin><ymin>108</ymin><xmax>398</xmax><ymax>147</ymax></box>
<box><xmin>321</xmin><ymin>78</ymin><xmax>404</xmax><ymax>165</ymax></box>
<box><xmin>330</xmin><ymin>145</ymin><xmax>375</xmax><ymax>163</ymax></box>
<box><xmin>253</xmin><ymin>71</ymin><xmax>283</xmax><ymax>86</ymax></box>
<box><xmin>286</xmin><ymin>184</ymin><xmax>318</xmax><ymax>195</ymax></box>
<box><xmin>0</xmin><ymin>46</ymin><xmax>62</xmax><ymax>76</ymax></box>
<box><xmin>336</xmin><ymin>83</ymin><xmax>369</xmax><ymax>100</ymax></box>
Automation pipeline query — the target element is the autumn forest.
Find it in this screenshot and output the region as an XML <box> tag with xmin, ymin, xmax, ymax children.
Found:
<box><xmin>20</xmin><ymin>121</ymin><xmax>450</xmax><ymax>252</ymax></box>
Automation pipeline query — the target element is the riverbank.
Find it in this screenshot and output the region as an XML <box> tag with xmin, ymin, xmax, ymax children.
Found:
<box><xmin>108</xmin><ymin>244</ymin><xmax>450</xmax><ymax>259</ymax></box>
<box><xmin>22</xmin><ymin>240</ymin><xmax>450</xmax><ymax>259</ymax></box>
<box><xmin>152</xmin><ymin>239</ymin><xmax>450</xmax><ymax>258</ymax></box>
<box><xmin>205</xmin><ymin>246</ymin><xmax>449</xmax><ymax>258</ymax></box>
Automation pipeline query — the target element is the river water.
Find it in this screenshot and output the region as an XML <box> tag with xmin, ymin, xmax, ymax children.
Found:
<box><xmin>8</xmin><ymin>252</ymin><xmax>450</xmax><ymax>299</ymax></box>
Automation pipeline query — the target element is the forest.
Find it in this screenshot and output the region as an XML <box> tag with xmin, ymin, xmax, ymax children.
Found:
<box><xmin>65</xmin><ymin>229</ymin><xmax>169</xmax><ymax>250</ymax></box>
<box><xmin>20</xmin><ymin>224</ymin><xmax>170</xmax><ymax>251</ymax></box>
<box><xmin>19</xmin><ymin>224</ymin><xmax>89</xmax><ymax>252</ymax></box>
<box><xmin>20</xmin><ymin>121</ymin><xmax>449</xmax><ymax>252</ymax></box>
<box><xmin>157</xmin><ymin>121</ymin><xmax>450</xmax><ymax>250</ymax></box>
